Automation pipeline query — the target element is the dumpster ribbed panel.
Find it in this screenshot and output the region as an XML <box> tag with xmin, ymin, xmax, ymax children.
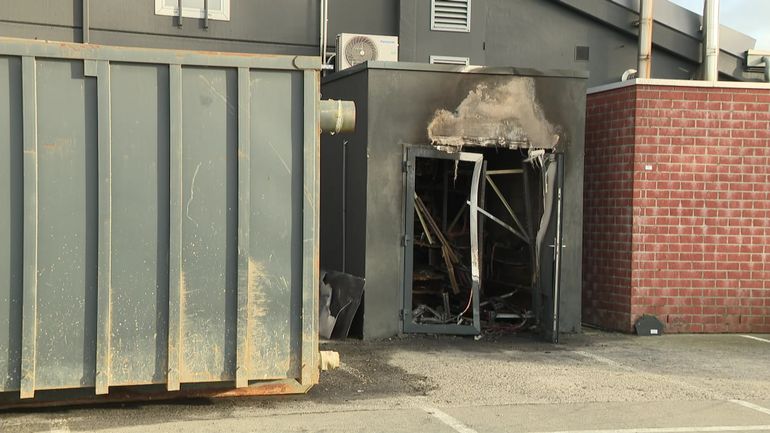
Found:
<box><xmin>0</xmin><ymin>56</ymin><xmax>23</xmax><ymax>393</ymax></box>
<box><xmin>109</xmin><ymin>63</ymin><xmax>170</xmax><ymax>387</ymax></box>
<box><xmin>0</xmin><ymin>38</ymin><xmax>321</xmax><ymax>404</ymax></box>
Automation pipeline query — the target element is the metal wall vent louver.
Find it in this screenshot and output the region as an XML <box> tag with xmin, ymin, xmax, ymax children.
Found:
<box><xmin>429</xmin><ymin>55</ymin><xmax>470</xmax><ymax>65</ymax></box>
<box><xmin>431</xmin><ymin>0</ymin><xmax>471</xmax><ymax>32</ymax></box>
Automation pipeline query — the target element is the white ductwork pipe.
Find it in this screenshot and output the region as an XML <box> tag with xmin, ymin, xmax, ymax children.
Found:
<box><xmin>320</xmin><ymin>0</ymin><xmax>329</xmax><ymax>65</ymax></box>
<box><xmin>702</xmin><ymin>0</ymin><xmax>720</xmax><ymax>81</ymax></box>
<box><xmin>637</xmin><ymin>0</ymin><xmax>654</xmax><ymax>79</ymax></box>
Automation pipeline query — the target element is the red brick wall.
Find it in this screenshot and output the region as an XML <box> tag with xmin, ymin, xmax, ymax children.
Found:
<box><xmin>583</xmin><ymin>86</ymin><xmax>637</xmax><ymax>331</ymax></box>
<box><xmin>584</xmin><ymin>83</ymin><xmax>770</xmax><ymax>333</ymax></box>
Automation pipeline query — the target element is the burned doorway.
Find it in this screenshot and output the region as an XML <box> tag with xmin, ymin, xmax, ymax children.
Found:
<box><xmin>402</xmin><ymin>146</ymin><xmax>564</xmax><ymax>342</ymax></box>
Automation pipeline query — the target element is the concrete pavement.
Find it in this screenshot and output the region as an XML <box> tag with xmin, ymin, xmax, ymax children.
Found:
<box><xmin>1</xmin><ymin>332</ymin><xmax>769</xmax><ymax>432</ymax></box>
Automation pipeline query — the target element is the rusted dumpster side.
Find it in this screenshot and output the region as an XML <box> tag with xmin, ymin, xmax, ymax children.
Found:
<box><xmin>0</xmin><ymin>38</ymin><xmax>322</xmax><ymax>406</ymax></box>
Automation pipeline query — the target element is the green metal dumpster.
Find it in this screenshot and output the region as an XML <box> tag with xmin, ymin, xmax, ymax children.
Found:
<box><xmin>0</xmin><ymin>37</ymin><xmax>335</xmax><ymax>407</ymax></box>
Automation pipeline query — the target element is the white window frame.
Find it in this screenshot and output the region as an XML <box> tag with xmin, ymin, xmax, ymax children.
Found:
<box><xmin>431</xmin><ymin>0</ymin><xmax>472</xmax><ymax>33</ymax></box>
<box><xmin>155</xmin><ymin>0</ymin><xmax>231</xmax><ymax>21</ymax></box>
<box><xmin>430</xmin><ymin>55</ymin><xmax>470</xmax><ymax>65</ymax></box>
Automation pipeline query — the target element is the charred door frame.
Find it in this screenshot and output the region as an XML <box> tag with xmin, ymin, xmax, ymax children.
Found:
<box><xmin>535</xmin><ymin>152</ymin><xmax>564</xmax><ymax>344</ymax></box>
<box><xmin>401</xmin><ymin>146</ymin><xmax>482</xmax><ymax>335</ymax></box>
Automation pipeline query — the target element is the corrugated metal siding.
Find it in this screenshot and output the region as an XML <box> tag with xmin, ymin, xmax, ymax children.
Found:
<box><xmin>0</xmin><ymin>38</ymin><xmax>320</xmax><ymax>402</ymax></box>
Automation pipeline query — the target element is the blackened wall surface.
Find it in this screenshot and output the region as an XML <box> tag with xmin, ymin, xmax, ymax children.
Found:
<box><xmin>321</xmin><ymin>63</ymin><xmax>587</xmax><ymax>338</ymax></box>
<box><xmin>321</xmin><ymin>70</ymin><xmax>369</xmax><ymax>279</ymax></box>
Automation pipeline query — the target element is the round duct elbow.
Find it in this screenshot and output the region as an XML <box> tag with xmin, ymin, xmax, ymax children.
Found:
<box><xmin>320</xmin><ymin>99</ymin><xmax>356</xmax><ymax>134</ymax></box>
<box><xmin>621</xmin><ymin>69</ymin><xmax>638</xmax><ymax>82</ymax></box>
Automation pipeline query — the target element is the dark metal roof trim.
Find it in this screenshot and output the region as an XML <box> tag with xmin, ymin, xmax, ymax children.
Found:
<box><xmin>323</xmin><ymin>61</ymin><xmax>589</xmax><ymax>84</ymax></box>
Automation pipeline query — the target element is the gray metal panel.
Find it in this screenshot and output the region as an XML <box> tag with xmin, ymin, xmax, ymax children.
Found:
<box><xmin>108</xmin><ymin>63</ymin><xmax>170</xmax><ymax>387</ymax></box>
<box><xmin>318</xmin><ymin>120</ymin><xmax>345</xmax><ymax>273</ymax></box>
<box><xmin>0</xmin><ymin>37</ymin><xmax>321</xmax><ymax>404</ymax></box>
<box><xmin>94</xmin><ymin>59</ymin><xmax>111</xmax><ymax>395</ymax></box>
<box><xmin>394</xmin><ymin>0</ymin><xmax>763</xmax><ymax>84</ymax></box>
<box><xmin>402</xmin><ymin>0</ymin><xmax>486</xmax><ymax>65</ymax></box>
<box><xmin>327</xmin><ymin>0</ymin><xmax>398</xmax><ymax>41</ymax></box>
<box><xmin>235</xmin><ymin>67</ymin><xmax>250</xmax><ymax>388</ymax></box>
<box><xmin>531</xmin><ymin>75</ymin><xmax>587</xmax><ymax>334</ymax></box>
<box><xmin>0</xmin><ymin>0</ymin><xmax>398</xmax><ymax>56</ymax></box>
<box><xmin>0</xmin><ymin>0</ymin><xmax>80</xmax><ymax>27</ymax></box>
<box><xmin>247</xmin><ymin>70</ymin><xmax>303</xmax><ymax>380</ymax></box>
<box><xmin>300</xmin><ymin>70</ymin><xmax>319</xmax><ymax>385</ymax></box>
<box><xmin>167</xmin><ymin>63</ymin><xmax>183</xmax><ymax>392</ymax></box>
<box><xmin>0</xmin><ymin>22</ymin><xmax>80</xmax><ymax>44</ymax></box>
<box><xmin>483</xmin><ymin>0</ymin><xmax>698</xmax><ymax>87</ymax></box>
<box><xmin>34</xmin><ymin>59</ymin><xmax>98</xmax><ymax>391</ymax></box>
<box><xmin>179</xmin><ymin>66</ymin><xmax>238</xmax><ymax>383</ymax></box>
<box><xmin>93</xmin><ymin>0</ymin><xmax>318</xmax><ymax>45</ymax></box>
<box><xmin>1</xmin><ymin>0</ymin><xmax>764</xmax><ymax>81</ymax></box>
<box><xmin>0</xmin><ymin>38</ymin><xmax>321</xmax><ymax>70</ymax></box>
<box><xmin>320</xmin><ymin>70</ymin><xmax>368</xmax><ymax>279</ymax></box>
<box><xmin>0</xmin><ymin>56</ymin><xmax>22</xmax><ymax>392</ymax></box>
<box><xmin>557</xmin><ymin>79</ymin><xmax>586</xmax><ymax>334</ymax></box>
<box><xmin>20</xmin><ymin>55</ymin><xmax>38</xmax><ymax>399</ymax></box>
<box><xmin>320</xmin><ymin>65</ymin><xmax>586</xmax><ymax>338</ymax></box>
<box><xmin>398</xmin><ymin>0</ymin><xmax>418</xmax><ymax>63</ymax></box>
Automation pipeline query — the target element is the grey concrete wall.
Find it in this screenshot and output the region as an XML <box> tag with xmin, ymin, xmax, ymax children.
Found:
<box><xmin>398</xmin><ymin>0</ymin><xmax>487</xmax><ymax>65</ymax></box>
<box><xmin>0</xmin><ymin>0</ymin><xmax>398</xmax><ymax>55</ymax></box>
<box><xmin>2</xmin><ymin>0</ymin><xmax>759</xmax><ymax>83</ymax></box>
<box><xmin>485</xmin><ymin>0</ymin><xmax>696</xmax><ymax>87</ymax></box>
<box><xmin>398</xmin><ymin>0</ymin><xmax>698</xmax><ymax>87</ymax></box>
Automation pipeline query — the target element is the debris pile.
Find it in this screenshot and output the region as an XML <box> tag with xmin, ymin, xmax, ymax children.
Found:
<box><xmin>408</xmin><ymin>156</ymin><xmax>534</xmax><ymax>333</ymax></box>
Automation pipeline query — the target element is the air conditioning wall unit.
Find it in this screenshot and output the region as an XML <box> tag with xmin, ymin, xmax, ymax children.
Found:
<box><xmin>336</xmin><ymin>33</ymin><xmax>399</xmax><ymax>71</ymax></box>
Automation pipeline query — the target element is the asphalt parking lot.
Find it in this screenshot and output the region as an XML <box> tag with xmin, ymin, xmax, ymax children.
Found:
<box><xmin>2</xmin><ymin>331</ymin><xmax>770</xmax><ymax>433</ymax></box>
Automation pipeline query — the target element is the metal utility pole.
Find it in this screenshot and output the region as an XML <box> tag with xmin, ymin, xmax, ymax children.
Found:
<box><xmin>637</xmin><ymin>0</ymin><xmax>654</xmax><ymax>79</ymax></box>
<box><xmin>702</xmin><ymin>0</ymin><xmax>720</xmax><ymax>81</ymax></box>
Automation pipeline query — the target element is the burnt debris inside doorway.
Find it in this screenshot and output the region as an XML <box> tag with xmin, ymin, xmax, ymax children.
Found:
<box><xmin>403</xmin><ymin>77</ymin><xmax>564</xmax><ymax>338</ymax></box>
<box><xmin>404</xmin><ymin>147</ymin><xmax>559</xmax><ymax>336</ymax></box>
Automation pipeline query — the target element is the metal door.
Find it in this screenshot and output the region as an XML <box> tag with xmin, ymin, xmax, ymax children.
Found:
<box><xmin>401</xmin><ymin>146</ymin><xmax>482</xmax><ymax>335</ymax></box>
<box><xmin>535</xmin><ymin>153</ymin><xmax>564</xmax><ymax>343</ymax></box>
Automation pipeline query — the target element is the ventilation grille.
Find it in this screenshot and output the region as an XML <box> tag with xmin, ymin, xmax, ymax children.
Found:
<box><xmin>430</xmin><ymin>55</ymin><xmax>470</xmax><ymax>65</ymax></box>
<box><xmin>575</xmin><ymin>46</ymin><xmax>590</xmax><ymax>61</ymax></box>
<box><xmin>431</xmin><ymin>0</ymin><xmax>471</xmax><ymax>32</ymax></box>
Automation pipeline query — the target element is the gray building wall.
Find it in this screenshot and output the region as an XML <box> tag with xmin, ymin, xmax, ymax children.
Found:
<box><xmin>2</xmin><ymin>0</ymin><xmax>762</xmax><ymax>85</ymax></box>
<box><xmin>397</xmin><ymin>0</ymin><xmax>756</xmax><ymax>87</ymax></box>
<box><xmin>0</xmin><ymin>0</ymin><xmax>398</xmax><ymax>55</ymax></box>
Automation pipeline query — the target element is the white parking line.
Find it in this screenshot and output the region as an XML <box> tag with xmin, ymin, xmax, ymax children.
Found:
<box><xmin>535</xmin><ymin>425</ymin><xmax>770</xmax><ymax>433</ymax></box>
<box><xmin>740</xmin><ymin>335</ymin><xmax>770</xmax><ymax>344</ymax></box>
<box><xmin>730</xmin><ymin>400</ymin><xmax>770</xmax><ymax>417</ymax></box>
<box><xmin>423</xmin><ymin>406</ymin><xmax>479</xmax><ymax>433</ymax></box>
<box><xmin>573</xmin><ymin>350</ymin><xmax>637</xmax><ymax>372</ymax></box>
